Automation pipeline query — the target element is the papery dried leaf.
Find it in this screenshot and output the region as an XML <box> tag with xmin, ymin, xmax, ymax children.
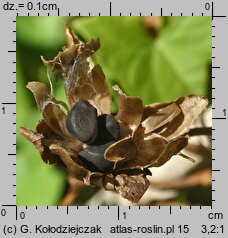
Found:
<box><xmin>105</xmin><ymin>137</ymin><xmax>137</xmax><ymax>164</ymax></box>
<box><xmin>90</xmin><ymin>64</ymin><xmax>112</xmax><ymax>114</ymax></box>
<box><xmin>43</xmin><ymin>138</ymin><xmax>83</xmax><ymax>158</ymax></box>
<box><xmin>149</xmin><ymin>136</ymin><xmax>188</xmax><ymax>167</ymax></box>
<box><xmin>19</xmin><ymin>127</ymin><xmax>64</xmax><ymax>165</ymax></box>
<box><xmin>118</xmin><ymin>122</ymin><xmax>132</xmax><ymax>139</ymax></box>
<box><xmin>165</xmin><ymin>95</ymin><xmax>208</xmax><ymax>139</ymax></box>
<box><xmin>59</xmin><ymin>45</ymin><xmax>80</xmax><ymax>67</ymax></box>
<box><xmin>142</xmin><ymin>102</ymin><xmax>181</xmax><ymax>134</ymax></box>
<box><xmin>142</xmin><ymin>95</ymin><xmax>208</xmax><ymax>140</ymax></box>
<box><xmin>62</xmin><ymin>39</ymin><xmax>100</xmax><ymax>106</ymax></box>
<box><xmin>83</xmin><ymin>172</ymin><xmax>116</xmax><ymax>191</ymax></box>
<box><xmin>65</xmin><ymin>23</ymin><xmax>80</xmax><ymax>47</ymax></box>
<box><xmin>113</xmin><ymin>85</ymin><xmax>143</xmax><ymax>130</ymax></box>
<box><xmin>49</xmin><ymin>144</ymin><xmax>88</xmax><ymax>181</ymax></box>
<box><xmin>120</xmin><ymin>132</ymin><xmax>169</xmax><ymax>169</ymax></box>
<box><xmin>132</xmin><ymin>124</ymin><xmax>145</xmax><ymax>146</ymax></box>
<box><xmin>36</xmin><ymin>120</ymin><xmax>83</xmax><ymax>156</ymax></box>
<box><xmin>27</xmin><ymin>82</ymin><xmax>71</xmax><ymax>138</ymax></box>
<box><xmin>60</xmin><ymin>38</ymin><xmax>100</xmax><ymax>69</ymax></box>
<box><xmin>142</xmin><ymin>102</ymin><xmax>167</xmax><ymax>120</ymax></box>
<box><xmin>115</xmin><ymin>174</ymin><xmax>150</xmax><ymax>203</ymax></box>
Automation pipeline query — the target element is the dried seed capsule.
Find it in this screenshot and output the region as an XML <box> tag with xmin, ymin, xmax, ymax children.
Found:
<box><xmin>66</xmin><ymin>99</ymin><xmax>98</xmax><ymax>144</ymax></box>
<box><xmin>91</xmin><ymin>114</ymin><xmax>120</xmax><ymax>145</ymax></box>
<box><xmin>79</xmin><ymin>141</ymin><xmax>115</xmax><ymax>172</ymax></box>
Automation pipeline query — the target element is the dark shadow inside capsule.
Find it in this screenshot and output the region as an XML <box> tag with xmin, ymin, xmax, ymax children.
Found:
<box><xmin>90</xmin><ymin>114</ymin><xmax>119</xmax><ymax>146</ymax></box>
<box><xmin>79</xmin><ymin>142</ymin><xmax>115</xmax><ymax>173</ymax></box>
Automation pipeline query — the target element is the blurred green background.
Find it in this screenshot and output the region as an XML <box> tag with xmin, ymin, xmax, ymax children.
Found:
<box><xmin>17</xmin><ymin>16</ymin><xmax>211</xmax><ymax>205</ymax></box>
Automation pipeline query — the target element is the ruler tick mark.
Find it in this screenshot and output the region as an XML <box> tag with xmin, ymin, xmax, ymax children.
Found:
<box><xmin>117</xmin><ymin>206</ymin><xmax>120</xmax><ymax>220</ymax></box>
<box><xmin>212</xmin><ymin>117</ymin><xmax>226</xmax><ymax>119</ymax></box>
<box><xmin>109</xmin><ymin>2</ymin><xmax>112</xmax><ymax>16</ymax></box>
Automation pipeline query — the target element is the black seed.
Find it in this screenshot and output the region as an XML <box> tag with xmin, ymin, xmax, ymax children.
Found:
<box><xmin>91</xmin><ymin>114</ymin><xmax>119</xmax><ymax>145</ymax></box>
<box><xmin>66</xmin><ymin>99</ymin><xmax>98</xmax><ymax>144</ymax></box>
<box><xmin>79</xmin><ymin>141</ymin><xmax>115</xmax><ymax>172</ymax></box>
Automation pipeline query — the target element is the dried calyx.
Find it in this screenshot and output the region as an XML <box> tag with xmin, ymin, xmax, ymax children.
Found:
<box><xmin>19</xmin><ymin>24</ymin><xmax>209</xmax><ymax>203</ymax></box>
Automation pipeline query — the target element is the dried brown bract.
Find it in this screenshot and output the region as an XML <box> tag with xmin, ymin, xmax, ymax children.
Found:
<box><xmin>20</xmin><ymin>25</ymin><xmax>208</xmax><ymax>203</ymax></box>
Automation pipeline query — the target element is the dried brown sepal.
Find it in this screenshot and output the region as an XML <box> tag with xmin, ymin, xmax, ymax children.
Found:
<box><xmin>90</xmin><ymin>64</ymin><xmax>112</xmax><ymax>114</ymax></box>
<box><xmin>165</xmin><ymin>95</ymin><xmax>208</xmax><ymax>139</ymax></box>
<box><xmin>60</xmin><ymin>39</ymin><xmax>100</xmax><ymax>106</ymax></box>
<box><xmin>65</xmin><ymin>23</ymin><xmax>80</xmax><ymax>47</ymax></box>
<box><xmin>142</xmin><ymin>95</ymin><xmax>208</xmax><ymax>140</ymax></box>
<box><xmin>115</xmin><ymin>174</ymin><xmax>150</xmax><ymax>203</ymax></box>
<box><xmin>142</xmin><ymin>102</ymin><xmax>181</xmax><ymax>134</ymax></box>
<box><xmin>113</xmin><ymin>85</ymin><xmax>144</xmax><ymax>130</ymax></box>
<box><xmin>49</xmin><ymin>144</ymin><xmax>89</xmax><ymax>181</ymax></box>
<box><xmin>149</xmin><ymin>136</ymin><xmax>188</xmax><ymax>167</ymax></box>
<box><xmin>104</xmin><ymin>137</ymin><xmax>137</xmax><ymax>164</ymax></box>
<box><xmin>19</xmin><ymin>127</ymin><xmax>63</xmax><ymax>165</ymax></box>
<box><xmin>84</xmin><ymin>173</ymin><xmax>115</xmax><ymax>192</ymax></box>
<box><xmin>116</xmin><ymin>133</ymin><xmax>169</xmax><ymax>170</ymax></box>
<box><xmin>27</xmin><ymin>82</ymin><xmax>71</xmax><ymax>138</ymax></box>
<box><xmin>118</xmin><ymin>122</ymin><xmax>133</xmax><ymax>139</ymax></box>
<box><xmin>36</xmin><ymin>119</ymin><xmax>83</xmax><ymax>158</ymax></box>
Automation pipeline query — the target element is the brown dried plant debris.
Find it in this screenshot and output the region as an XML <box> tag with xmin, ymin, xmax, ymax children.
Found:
<box><xmin>20</xmin><ymin>24</ymin><xmax>208</xmax><ymax>203</ymax></box>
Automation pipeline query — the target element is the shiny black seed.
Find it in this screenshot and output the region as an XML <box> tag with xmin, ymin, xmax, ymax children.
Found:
<box><xmin>66</xmin><ymin>99</ymin><xmax>98</xmax><ymax>144</ymax></box>
<box><xmin>91</xmin><ymin>114</ymin><xmax>119</xmax><ymax>145</ymax></box>
<box><xmin>79</xmin><ymin>141</ymin><xmax>115</xmax><ymax>173</ymax></box>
